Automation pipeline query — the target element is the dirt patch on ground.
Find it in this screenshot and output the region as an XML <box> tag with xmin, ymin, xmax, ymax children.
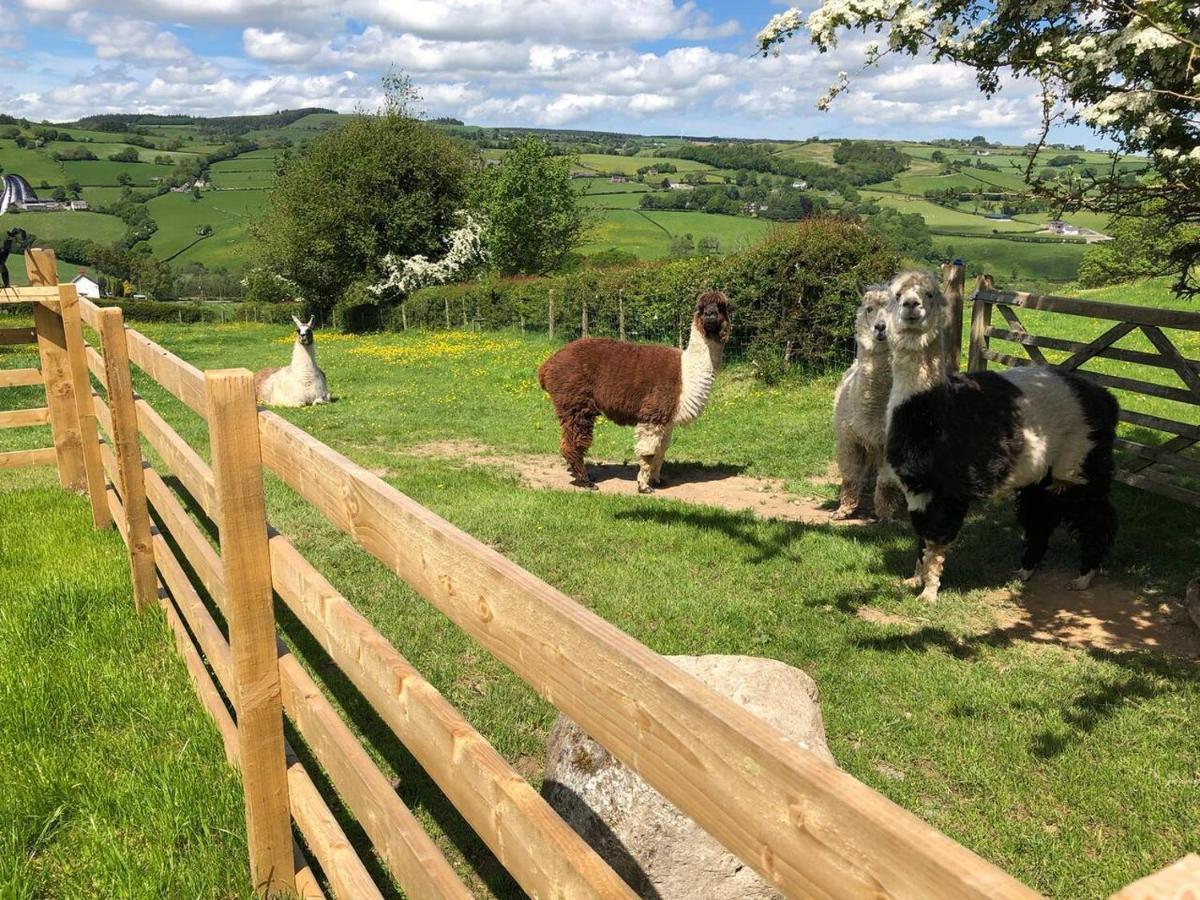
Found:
<box><xmin>412</xmin><ymin>441</ymin><xmax>1200</xmax><ymax>659</ymax></box>
<box><xmin>409</xmin><ymin>440</ymin><xmax>865</xmax><ymax>526</ymax></box>
<box><xmin>985</xmin><ymin>574</ymin><xmax>1200</xmax><ymax>659</ymax></box>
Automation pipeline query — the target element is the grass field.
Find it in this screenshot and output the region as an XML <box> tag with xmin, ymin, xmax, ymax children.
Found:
<box><xmin>145</xmin><ymin>190</ymin><xmax>268</xmax><ymax>269</ymax></box>
<box><xmin>935</xmin><ymin>235</ymin><xmax>1089</xmax><ymax>283</ymax></box>
<box><xmin>580</xmin><ymin>207</ymin><xmax>773</xmax><ymax>258</ymax></box>
<box><xmin>60</xmin><ymin>160</ymin><xmax>175</xmax><ymax>187</ymax></box>
<box><xmin>8</xmin><ymin>210</ymin><xmax>126</xmax><ymax>244</ymax></box>
<box><xmin>2</xmin><ymin>285</ymin><xmax>1198</xmax><ymax>896</ymax></box>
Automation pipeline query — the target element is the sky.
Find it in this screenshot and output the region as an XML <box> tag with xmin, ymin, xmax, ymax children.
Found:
<box><xmin>0</xmin><ymin>0</ymin><xmax>1103</xmax><ymax>146</ymax></box>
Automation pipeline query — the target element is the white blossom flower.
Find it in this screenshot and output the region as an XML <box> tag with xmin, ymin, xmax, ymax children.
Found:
<box><xmin>373</xmin><ymin>213</ymin><xmax>488</xmax><ymax>296</ymax></box>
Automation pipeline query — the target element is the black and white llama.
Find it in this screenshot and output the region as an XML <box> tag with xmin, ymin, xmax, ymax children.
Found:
<box><xmin>884</xmin><ymin>270</ymin><xmax>1119</xmax><ymax>602</ymax></box>
<box><xmin>254</xmin><ymin>316</ymin><xmax>331</xmax><ymax>407</ymax></box>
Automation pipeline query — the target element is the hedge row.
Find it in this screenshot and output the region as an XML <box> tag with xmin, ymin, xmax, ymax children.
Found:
<box><xmin>89</xmin><ymin>299</ymin><xmax>297</xmax><ymax>325</ymax></box>
<box><xmin>399</xmin><ymin>219</ymin><xmax>900</xmax><ymax>373</ymax></box>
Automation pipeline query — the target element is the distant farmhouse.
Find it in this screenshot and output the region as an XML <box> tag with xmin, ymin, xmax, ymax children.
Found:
<box><xmin>1046</xmin><ymin>219</ymin><xmax>1081</xmax><ymax>236</ymax></box>
<box><xmin>72</xmin><ymin>270</ymin><xmax>101</xmax><ymax>299</ymax></box>
<box><xmin>0</xmin><ymin>174</ymin><xmax>88</xmax><ymax>213</ymax></box>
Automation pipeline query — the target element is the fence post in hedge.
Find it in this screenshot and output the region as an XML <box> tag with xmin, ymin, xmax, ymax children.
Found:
<box><xmin>444</xmin><ymin>296</ymin><xmax>450</xmax><ymax>330</ymax></box>
<box><xmin>967</xmin><ymin>274</ymin><xmax>994</xmax><ymax>373</ymax></box>
<box><xmin>618</xmin><ymin>291</ymin><xmax>625</xmax><ymax>341</ymax></box>
<box><xmin>520</xmin><ymin>314</ymin><xmax>525</xmax><ymax>335</ymax></box>
<box><xmin>581</xmin><ymin>301</ymin><xmax>588</xmax><ymax>338</ymax></box>
<box><xmin>401</xmin><ymin>303</ymin><xmax>408</xmax><ymax>331</ymax></box>
<box><xmin>462</xmin><ymin>298</ymin><xmax>468</xmax><ymax>328</ymax></box>
<box><xmin>941</xmin><ymin>259</ymin><xmax>966</xmax><ymax>371</ymax></box>
<box><xmin>548</xmin><ymin>289</ymin><xmax>555</xmax><ymax>340</ymax></box>
<box><xmin>207</xmin><ymin>368</ymin><xmax>295</xmax><ymax>898</ymax></box>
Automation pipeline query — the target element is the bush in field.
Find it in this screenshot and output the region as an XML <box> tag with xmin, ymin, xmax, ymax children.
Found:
<box><xmin>254</xmin><ymin>106</ymin><xmax>469</xmax><ymax>321</ymax></box>
<box><xmin>403</xmin><ymin>218</ymin><xmax>898</xmax><ymax>374</ymax></box>
<box><xmin>474</xmin><ymin>136</ymin><xmax>586</xmax><ymax>275</ymax></box>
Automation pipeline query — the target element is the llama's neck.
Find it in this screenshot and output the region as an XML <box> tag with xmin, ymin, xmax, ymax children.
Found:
<box><xmin>887</xmin><ymin>335</ymin><xmax>946</xmax><ymax>418</ymax></box>
<box><xmin>290</xmin><ymin>340</ymin><xmax>320</xmax><ymax>378</ymax></box>
<box><xmin>675</xmin><ymin>322</ymin><xmax>724</xmax><ymax>424</ymax></box>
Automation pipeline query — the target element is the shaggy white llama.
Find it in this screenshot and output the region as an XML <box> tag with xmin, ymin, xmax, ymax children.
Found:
<box><xmin>255</xmin><ymin>316</ymin><xmax>331</xmax><ymax>407</ymax></box>
<box><xmin>832</xmin><ymin>284</ymin><xmax>902</xmax><ymax>520</ymax></box>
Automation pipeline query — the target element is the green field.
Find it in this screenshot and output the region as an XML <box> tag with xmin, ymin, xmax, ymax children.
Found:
<box><xmin>60</xmin><ymin>160</ymin><xmax>175</xmax><ymax>187</ymax></box>
<box><xmin>145</xmin><ymin>190</ymin><xmax>268</xmax><ymax>268</ymax></box>
<box><xmin>7</xmin><ymin>210</ymin><xmax>126</xmax><ymax>244</ymax></box>
<box><xmin>935</xmin><ymin>235</ymin><xmax>1089</xmax><ymax>283</ymax></box>
<box><xmin>572</xmin><ymin>153</ymin><xmax>716</xmax><ymax>176</ymax></box>
<box><xmin>2</xmin><ymin>301</ymin><xmax>1197</xmax><ymax>896</ymax></box>
<box><xmin>581</xmin><ymin>207</ymin><xmax>773</xmax><ymax>258</ymax></box>
<box><xmin>863</xmin><ymin>191</ymin><xmax>1044</xmax><ymax>233</ymax></box>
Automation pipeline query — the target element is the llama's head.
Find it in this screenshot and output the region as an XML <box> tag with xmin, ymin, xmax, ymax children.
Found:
<box><xmin>292</xmin><ymin>315</ymin><xmax>315</xmax><ymax>346</ymax></box>
<box><xmin>854</xmin><ymin>284</ymin><xmax>892</xmax><ymax>358</ymax></box>
<box><xmin>694</xmin><ymin>290</ymin><xmax>731</xmax><ymax>343</ymax></box>
<box><xmin>886</xmin><ymin>270</ymin><xmax>945</xmax><ymax>352</ymax></box>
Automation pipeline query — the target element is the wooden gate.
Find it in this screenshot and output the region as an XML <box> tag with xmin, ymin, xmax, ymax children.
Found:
<box><xmin>967</xmin><ymin>277</ymin><xmax>1200</xmax><ymax>509</ymax></box>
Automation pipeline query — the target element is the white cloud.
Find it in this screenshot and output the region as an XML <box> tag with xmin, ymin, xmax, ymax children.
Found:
<box><xmin>67</xmin><ymin>11</ymin><xmax>191</xmax><ymax>62</ymax></box>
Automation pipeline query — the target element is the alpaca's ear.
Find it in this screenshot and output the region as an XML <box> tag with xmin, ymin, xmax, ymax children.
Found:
<box><xmin>306</xmin><ymin>316</ymin><xmax>315</xmax><ymax>329</ymax></box>
<box><xmin>291</xmin><ymin>315</ymin><xmax>304</xmax><ymax>329</ymax></box>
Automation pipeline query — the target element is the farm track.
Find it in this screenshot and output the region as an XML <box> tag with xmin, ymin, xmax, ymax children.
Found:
<box><xmin>412</xmin><ymin>440</ymin><xmax>1200</xmax><ymax>661</ymax></box>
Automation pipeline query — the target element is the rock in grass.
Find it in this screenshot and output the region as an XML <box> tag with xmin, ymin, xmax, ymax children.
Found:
<box><xmin>541</xmin><ymin>655</ymin><xmax>834</xmax><ymax>900</ymax></box>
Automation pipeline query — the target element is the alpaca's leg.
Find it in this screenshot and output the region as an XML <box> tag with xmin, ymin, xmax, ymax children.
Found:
<box><xmin>872</xmin><ymin>461</ymin><xmax>904</xmax><ymax>523</ymax></box>
<box><xmin>634</xmin><ymin>423</ymin><xmax>668</xmax><ymax>494</ymax></box>
<box><xmin>650</xmin><ymin>426</ymin><xmax>673</xmax><ymax>486</ymax></box>
<box><xmin>917</xmin><ymin>541</ymin><xmax>953</xmax><ymax>603</ymax></box>
<box><xmin>1066</xmin><ymin>494</ymin><xmax>1116</xmax><ymax>590</ymax></box>
<box><xmin>833</xmin><ymin>437</ymin><xmax>868</xmax><ymax>520</ymax></box>
<box><xmin>909</xmin><ymin>497</ymin><xmax>967</xmax><ymax>602</ymax></box>
<box><xmin>560</xmin><ymin>411</ymin><xmax>597</xmax><ymax>488</ymax></box>
<box><xmin>1016</xmin><ymin>484</ymin><xmax>1058</xmax><ymax>581</ymax></box>
<box><xmin>904</xmin><ymin>535</ymin><xmax>926</xmax><ymax>589</ymax></box>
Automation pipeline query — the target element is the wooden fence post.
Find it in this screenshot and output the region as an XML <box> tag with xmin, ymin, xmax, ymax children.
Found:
<box><xmin>207</xmin><ymin>369</ymin><xmax>294</xmax><ymax>898</ymax></box>
<box><xmin>444</xmin><ymin>296</ymin><xmax>450</xmax><ymax>330</ymax></box>
<box><xmin>618</xmin><ymin>291</ymin><xmax>625</xmax><ymax>341</ymax></box>
<box><xmin>27</xmin><ymin>249</ymin><xmax>87</xmax><ymax>491</ymax></box>
<box><xmin>98</xmin><ymin>307</ymin><xmax>158</xmax><ymax>610</ymax></box>
<box><xmin>401</xmin><ymin>303</ymin><xmax>407</xmax><ymax>332</ymax></box>
<box><xmin>967</xmin><ymin>274</ymin><xmax>994</xmax><ymax>373</ymax></box>
<box><xmin>942</xmin><ymin>259</ymin><xmax>966</xmax><ymax>371</ymax></box>
<box><xmin>548</xmin><ymin>289</ymin><xmax>555</xmax><ymax>340</ymax></box>
<box><xmin>59</xmin><ymin>280</ymin><xmax>112</xmax><ymax>528</ymax></box>
<box><xmin>581</xmin><ymin>301</ymin><xmax>588</xmax><ymax>338</ymax></box>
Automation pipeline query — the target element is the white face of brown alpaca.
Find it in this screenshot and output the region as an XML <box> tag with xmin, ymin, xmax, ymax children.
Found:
<box><xmin>855</xmin><ymin>287</ymin><xmax>891</xmax><ymax>358</ymax></box>
<box><xmin>887</xmin><ymin>272</ymin><xmax>945</xmax><ymax>352</ymax></box>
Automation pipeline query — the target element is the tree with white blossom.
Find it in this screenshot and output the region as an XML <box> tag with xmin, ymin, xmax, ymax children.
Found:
<box><xmin>372</xmin><ymin>212</ymin><xmax>488</xmax><ymax>297</ymax></box>
<box><xmin>757</xmin><ymin>1</ymin><xmax>1200</xmax><ymax>296</ymax></box>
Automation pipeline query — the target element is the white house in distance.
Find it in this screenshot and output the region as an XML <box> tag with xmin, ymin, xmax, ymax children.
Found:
<box><xmin>72</xmin><ymin>270</ymin><xmax>101</xmax><ymax>299</ymax></box>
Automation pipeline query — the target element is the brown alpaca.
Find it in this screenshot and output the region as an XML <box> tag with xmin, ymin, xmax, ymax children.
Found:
<box><xmin>538</xmin><ymin>291</ymin><xmax>731</xmax><ymax>492</ymax></box>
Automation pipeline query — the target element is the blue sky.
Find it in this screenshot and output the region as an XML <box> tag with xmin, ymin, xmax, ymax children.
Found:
<box><xmin>1</xmin><ymin>0</ymin><xmax>1102</xmax><ymax>146</ymax></box>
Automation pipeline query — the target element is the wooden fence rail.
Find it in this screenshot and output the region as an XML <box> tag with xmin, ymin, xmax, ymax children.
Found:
<box><xmin>967</xmin><ymin>278</ymin><xmax>1200</xmax><ymax>509</ymax></box>
<box><xmin>4</xmin><ymin>248</ymin><xmax>1196</xmax><ymax>898</ymax></box>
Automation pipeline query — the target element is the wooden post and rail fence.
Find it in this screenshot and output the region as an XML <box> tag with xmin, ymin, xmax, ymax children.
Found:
<box><xmin>1</xmin><ymin>248</ymin><xmax>1197</xmax><ymax>898</ymax></box>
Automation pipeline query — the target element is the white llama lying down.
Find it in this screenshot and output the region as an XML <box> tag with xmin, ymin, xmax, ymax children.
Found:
<box><xmin>254</xmin><ymin>316</ymin><xmax>331</xmax><ymax>407</ymax></box>
<box><xmin>832</xmin><ymin>284</ymin><xmax>903</xmax><ymax>521</ymax></box>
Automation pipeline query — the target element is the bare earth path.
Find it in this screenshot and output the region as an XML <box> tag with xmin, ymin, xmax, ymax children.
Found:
<box><xmin>410</xmin><ymin>441</ymin><xmax>1199</xmax><ymax>660</ymax></box>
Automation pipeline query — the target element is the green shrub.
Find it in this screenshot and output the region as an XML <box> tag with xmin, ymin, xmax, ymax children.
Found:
<box><xmin>90</xmin><ymin>298</ymin><xmax>295</xmax><ymax>325</ymax></box>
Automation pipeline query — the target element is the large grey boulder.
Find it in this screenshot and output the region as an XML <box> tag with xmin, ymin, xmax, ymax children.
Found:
<box><xmin>541</xmin><ymin>655</ymin><xmax>834</xmax><ymax>899</ymax></box>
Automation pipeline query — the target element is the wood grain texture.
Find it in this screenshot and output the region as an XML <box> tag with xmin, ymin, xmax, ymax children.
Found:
<box><xmin>0</xmin><ymin>368</ymin><xmax>43</xmax><ymax>388</ymax></box>
<box><xmin>967</xmin><ymin>276</ymin><xmax>995</xmax><ymax>374</ymax></box>
<box><xmin>268</xmin><ymin>531</ymin><xmax>636</xmax><ymax>900</ymax></box>
<box><xmin>135</xmin><ymin>395</ymin><xmax>219</xmax><ymax>515</ymax></box>
<box><xmin>0</xmin><ymin>447</ymin><xmax>56</xmax><ymax>468</ymax></box>
<box><xmin>32</xmin><ymin>279</ymin><xmax>87</xmax><ymax>490</ymax></box>
<box><xmin>206</xmin><ymin>369</ymin><xmax>294</xmax><ymax>898</ymax></box>
<box><xmin>98</xmin><ymin>307</ymin><xmax>158</xmax><ymax>611</ymax></box>
<box><xmin>1110</xmin><ymin>854</ymin><xmax>1200</xmax><ymax>899</ymax></box>
<box><xmin>0</xmin><ymin>285</ymin><xmax>59</xmax><ymax>302</ymax></box>
<box><xmin>126</xmin><ymin>327</ymin><xmax>208</xmax><ymax>418</ymax></box>
<box><xmin>978</xmin><ymin>288</ymin><xmax>1200</xmax><ymax>332</ymax></box>
<box><xmin>0</xmin><ymin>407</ymin><xmax>50</xmax><ymax>427</ymax></box>
<box><xmin>0</xmin><ymin>327</ymin><xmax>36</xmax><ymax>345</ymax></box>
<box><xmin>941</xmin><ymin>261</ymin><xmax>966</xmax><ymax>371</ymax></box>
<box><xmin>984</xmin><ymin>328</ymin><xmax>1200</xmax><ymax>375</ymax></box>
<box><xmin>257</xmin><ymin>409</ymin><xmax>1039</xmax><ymax>900</ymax></box>
<box><xmin>58</xmin><ymin>282</ymin><xmax>112</xmax><ymax>528</ymax></box>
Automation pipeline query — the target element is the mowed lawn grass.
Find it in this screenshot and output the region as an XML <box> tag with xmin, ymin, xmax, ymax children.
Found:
<box><xmin>1</xmin><ymin>298</ymin><xmax>1194</xmax><ymax>896</ymax></box>
<box><xmin>0</xmin><ymin>488</ymin><xmax>253</xmax><ymax>896</ymax></box>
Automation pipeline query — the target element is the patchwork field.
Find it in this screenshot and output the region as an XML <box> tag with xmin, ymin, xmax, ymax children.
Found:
<box><xmin>145</xmin><ymin>190</ymin><xmax>268</xmax><ymax>268</ymax></box>
<box><xmin>1</xmin><ymin>279</ymin><xmax>1197</xmax><ymax>895</ymax></box>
